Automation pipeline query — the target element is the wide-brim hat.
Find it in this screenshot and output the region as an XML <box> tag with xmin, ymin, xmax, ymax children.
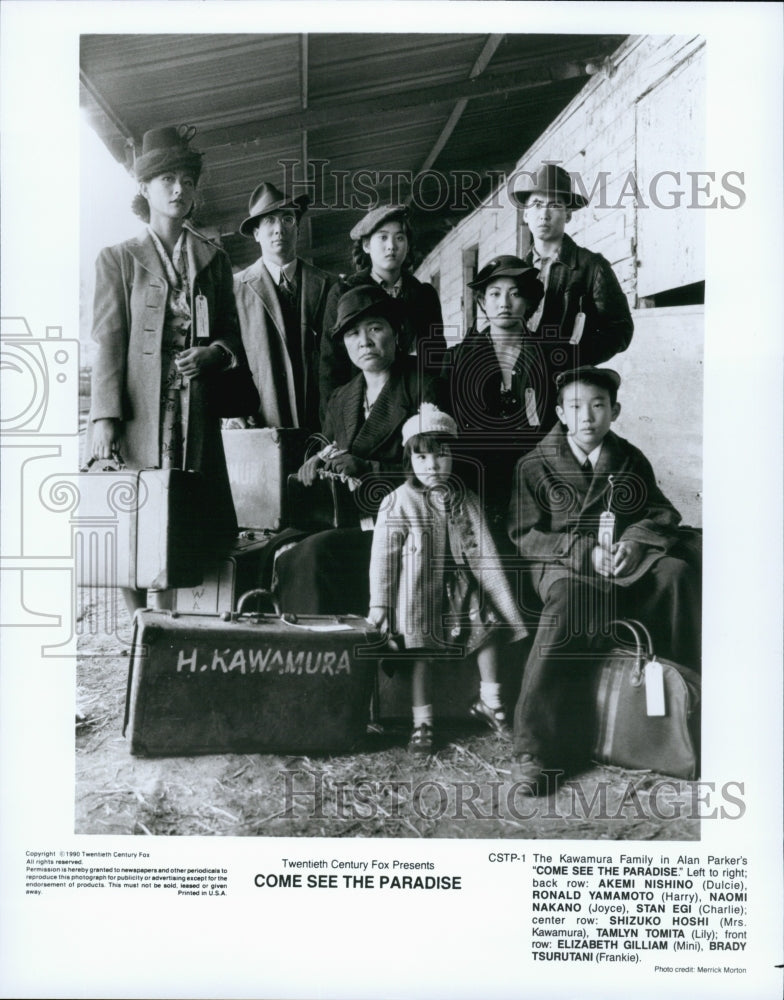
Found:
<box><xmin>134</xmin><ymin>125</ymin><xmax>203</xmax><ymax>183</ymax></box>
<box><xmin>239</xmin><ymin>181</ymin><xmax>310</xmax><ymax>237</ymax></box>
<box><xmin>350</xmin><ymin>204</ymin><xmax>409</xmax><ymax>242</ymax></box>
<box><xmin>556</xmin><ymin>366</ymin><xmax>621</xmax><ymax>394</ymax></box>
<box><xmin>401</xmin><ymin>403</ymin><xmax>458</xmax><ymax>447</ymax></box>
<box><xmin>511</xmin><ymin>163</ymin><xmax>588</xmax><ymax>210</ymax></box>
<box><xmin>469</xmin><ymin>255</ymin><xmax>544</xmax><ymax>304</ymax></box>
<box><xmin>331</xmin><ymin>284</ymin><xmax>402</xmax><ymax>341</ymax></box>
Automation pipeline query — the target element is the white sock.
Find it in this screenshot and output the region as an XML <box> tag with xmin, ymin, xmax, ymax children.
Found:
<box><xmin>412</xmin><ymin>704</ymin><xmax>433</xmax><ymax>727</ymax></box>
<box><xmin>480</xmin><ymin>682</ymin><xmax>502</xmax><ymax>710</ymax></box>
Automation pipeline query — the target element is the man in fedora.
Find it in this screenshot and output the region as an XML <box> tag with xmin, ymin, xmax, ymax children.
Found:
<box><xmin>512</xmin><ymin>163</ymin><xmax>633</xmax><ymax>380</ymax></box>
<box><xmin>233</xmin><ymin>181</ymin><xmax>333</xmax><ymax>430</ymax></box>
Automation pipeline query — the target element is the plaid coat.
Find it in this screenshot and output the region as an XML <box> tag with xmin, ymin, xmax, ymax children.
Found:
<box><xmin>370</xmin><ymin>480</ymin><xmax>527</xmax><ymax>649</ymax></box>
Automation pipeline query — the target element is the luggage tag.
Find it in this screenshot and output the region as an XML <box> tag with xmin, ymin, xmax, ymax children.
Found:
<box><xmin>569</xmin><ymin>296</ymin><xmax>586</xmax><ymax>345</ymax></box>
<box><xmin>524</xmin><ymin>387</ymin><xmax>540</xmax><ymax>426</ymax></box>
<box><xmin>599</xmin><ymin>476</ymin><xmax>615</xmax><ymax>551</ymax></box>
<box><xmin>644</xmin><ymin>660</ymin><xmax>666</xmax><ymax>716</ymax></box>
<box><xmin>194</xmin><ymin>293</ymin><xmax>210</xmax><ymax>344</ymax></box>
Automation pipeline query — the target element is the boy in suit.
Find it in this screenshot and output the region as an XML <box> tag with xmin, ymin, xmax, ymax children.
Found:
<box><xmin>507</xmin><ymin>366</ymin><xmax>700</xmax><ymax>790</ymax></box>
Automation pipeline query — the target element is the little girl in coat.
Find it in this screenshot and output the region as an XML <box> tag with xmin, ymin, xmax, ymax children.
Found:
<box><xmin>368</xmin><ymin>404</ymin><xmax>528</xmax><ymax>753</ymax></box>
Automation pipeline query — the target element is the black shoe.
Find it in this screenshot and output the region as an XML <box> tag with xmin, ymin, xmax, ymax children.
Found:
<box><xmin>510</xmin><ymin>753</ymin><xmax>547</xmax><ymax>795</ymax></box>
<box><xmin>408</xmin><ymin>723</ymin><xmax>433</xmax><ymax>755</ymax></box>
<box><xmin>470</xmin><ymin>698</ymin><xmax>511</xmax><ymax>737</ymax></box>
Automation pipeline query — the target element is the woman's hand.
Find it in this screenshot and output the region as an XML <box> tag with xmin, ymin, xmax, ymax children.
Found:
<box><xmin>175</xmin><ymin>344</ymin><xmax>226</xmax><ymax>379</ymax></box>
<box><xmin>297</xmin><ymin>453</ymin><xmax>324</xmax><ymax>486</ymax></box>
<box><xmin>91</xmin><ymin>418</ymin><xmax>120</xmax><ymax>460</ymax></box>
<box><xmin>367</xmin><ymin>606</ymin><xmax>391</xmax><ymax>635</ymax></box>
<box><xmin>324</xmin><ymin>452</ymin><xmax>370</xmax><ymax>479</ymax></box>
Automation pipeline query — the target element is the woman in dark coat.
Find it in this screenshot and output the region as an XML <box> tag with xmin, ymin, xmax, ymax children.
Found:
<box><xmin>276</xmin><ymin>284</ymin><xmax>446</xmax><ymax>616</ymax></box>
<box><xmin>441</xmin><ymin>256</ymin><xmax>546</xmax><ymax>545</ymax></box>
<box><xmin>318</xmin><ymin>204</ymin><xmax>446</xmax><ymax>420</ymax></box>
<box><xmin>89</xmin><ymin>126</ymin><xmax>246</xmax><ymax>609</ymax></box>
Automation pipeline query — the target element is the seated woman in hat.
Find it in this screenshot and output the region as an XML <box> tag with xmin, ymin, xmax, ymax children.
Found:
<box><xmin>441</xmin><ymin>256</ymin><xmax>546</xmax><ymax>544</ymax></box>
<box><xmin>88</xmin><ymin>125</ymin><xmax>249</xmax><ymax>612</ymax></box>
<box><xmin>318</xmin><ymin>204</ymin><xmax>447</xmax><ymax>421</ymax></box>
<box><xmin>275</xmin><ymin>284</ymin><xmax>447</xmax><ymax>616</ymax></box>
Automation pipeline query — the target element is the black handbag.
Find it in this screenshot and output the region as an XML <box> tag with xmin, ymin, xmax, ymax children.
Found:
<box><xmin>591</xmin><ymin>619</ymin><xmax>701</xmax><ymax>780</ymax></box>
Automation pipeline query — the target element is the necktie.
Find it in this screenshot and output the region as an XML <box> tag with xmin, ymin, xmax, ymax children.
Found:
<box><xmin>581</xmin><ymin>458</ymin><xmax>593</xmax><ymax>483</ymax></box>
<box><xmin>279</xmin><ymin>272</ymin><xmax>296</xmax><ymax>307</ymax></box>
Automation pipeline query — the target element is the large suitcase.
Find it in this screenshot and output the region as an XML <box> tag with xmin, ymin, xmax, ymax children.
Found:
<box><xmin>222</xmin><ymin>427</ymin><xmax>310</xmax><ymax>531</ymax></box>
<box><xmin>75</xmin><ymin>463</ymin><xmax>207</xmax><ymax>590</ymax></box>
<box><xmin>124</xmin><ymin>593</ymin><xmax>378</xmax><ymax>756</ymax></box>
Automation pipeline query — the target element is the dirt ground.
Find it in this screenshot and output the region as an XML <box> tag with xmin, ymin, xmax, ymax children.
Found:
<box><xmin>75</xmin><ymin>587</ymin><xmax>699</xmax><ymax>841</ymax></box>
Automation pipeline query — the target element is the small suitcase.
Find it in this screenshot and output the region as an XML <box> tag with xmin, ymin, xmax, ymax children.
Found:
<box><xmin>75</xmin><ymin>461</ymin><xmax>207</xmax><ymax>590</ymax></box>
<box><xmin>222</xmin><ymin>427</ymin><xmax>310</xmax><ymax>531</ymax></box>
<box><xmin>124</xmin><ymin>591</ymin><xmax>378</xmax><ymax>756</ymax></box>
<box><xmin>171</xmin><ymin>530</ymin><xmax>273</xmax><ymax>615</ymax></box>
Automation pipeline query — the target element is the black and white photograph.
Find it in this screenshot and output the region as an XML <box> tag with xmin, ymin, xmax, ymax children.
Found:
<box><xmin>1</xmin><ymin>3</ymin><xmax>782</xmax><ymax>998</ymax></box>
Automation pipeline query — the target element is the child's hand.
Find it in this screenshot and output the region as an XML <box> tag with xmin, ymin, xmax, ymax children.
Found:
<box><xmin>367</xmin><ymin>606</ymin><xmax>391</xmax><ymax>635</ymax></box>
<box><xmin>591</xmin><ymin>544</ymin><xmax>613</xmax><ymax>577</ymax></box>
<box><xmin>91</xmin><ymin>418</ymin><xmax>120</xmax><ymax>460</ymax></box>
<box><xmin>611</xmin><ymin>540</ymin><xmax>645</xmax><ymax>578</ymax></box>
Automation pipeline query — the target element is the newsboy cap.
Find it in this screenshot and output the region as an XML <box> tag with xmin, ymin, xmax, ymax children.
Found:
<box><xmin>556</xmin><ymin>366</ymin><xmax>622</xmax><ymax>394</ymax></box>
<box><xmin>239</xmin><ymin>181</ymin><xmax>309</xmax><ymax>237</ymax></box>
<box><xmin>349</xmin><ymin>204</ymin><xmax>409</xmax><ymax>241</ymax></box>
<box><xmin>511</xmin><ymin>163</ymin><xmax>588</xmax><ymax>210</ymax></box>
<box><xmin>468</xmin><ymin>255</ymin><xmax>544</xmax><ymax>303</ymax></box>
<box><xmin>331</xmin><ymin>284</ymin><xmax>402</xmax><ymax>341</ymax></box>
<box><xmin>134</xmin><ymin>125</ymin><xmax>203</xmax><ymax>183</ymax></box>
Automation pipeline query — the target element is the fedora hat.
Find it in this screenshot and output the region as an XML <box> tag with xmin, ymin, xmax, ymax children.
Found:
<box><xmin>469</xmin><ymin>255</ymin><xmax>544</xmax><ymax>304</ymax></box>
<box><xmin>239</xmin><ymin>182</ymin><xmax>309</xmax><ymax>237</ymax></box>
<box><xmin>349</xmin><ymin>204</ymin><xmax>409</xmax><ymax>241</ymax></box>
<box><xmin>134</xmin><ymin>125</ymin><xmax>203</xmax><ymax>183</ymax></box>
<box><xmin>511</xmin><ymin>163</ymin><xmax>588</xmax><ymax>210</ymax></box>
<box><xmin>331</xmin><ymin>284</ymin><xmax>402</xmax><ymax>341</ymax></box>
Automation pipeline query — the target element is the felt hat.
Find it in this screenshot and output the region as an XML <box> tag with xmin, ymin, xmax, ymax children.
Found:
<box><xmin>134</xmin><ymin>125</ymin><xmax>203</xmax><ymax>183</ymax></box>
<box><xmin>469</xmin><ymin>255</ymin><xmax>544</xmax><ymax>304</ymax></box>
<box><xmin>556</xmin><ymin>366</ymin><xmax>622</xmax><ymax>394</ymax></box>
<box><xmin>401</xmin><ymin>403</ymin><xmax>458</xmax><ymax>447</ymax></box>
<box><xmin>239</xmin><ymin>181</ymin><xmax>309</xmax><ymax>237</ymax></box>
<box><xmin>331</xmin><ymin>284</ymin><xmax>402</xmax><ymax>341</ymax></box>
<box><xmin>511</xmin><ymin>163</ymin><xmax>588</xmax><ymax>210</ymax></box>
<box><xmin>350</xmin><ymin>204</ymin><xmax>409</xmax><ymax>241</ymax></box>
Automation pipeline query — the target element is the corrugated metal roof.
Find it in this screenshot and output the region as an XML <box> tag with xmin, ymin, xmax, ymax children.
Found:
<box><xmin>80</xmin><ymin>32</ymin><xmax>626</xmax><ymax>275</ymax></box>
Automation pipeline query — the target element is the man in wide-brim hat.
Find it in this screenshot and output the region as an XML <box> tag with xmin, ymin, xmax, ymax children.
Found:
<box><xmin>232</xmin><ymin>181</ymin><xmax>334</xmax><ymax>431</ymax></box>
<box><xmin>510</xmin><ymin>161</ymin><xmax>633</xmax><ymax>376</ymax></box>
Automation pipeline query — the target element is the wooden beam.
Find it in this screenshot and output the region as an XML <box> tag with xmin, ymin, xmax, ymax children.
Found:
<box><xmin>417</xmin><ymin>34</ymin><xmax>506</xmax><ymax>175</ymax></box>
<box><xmin>199</xmin><ymin>62</ymin><xmax>589</xmax><ymax>147</ymax></box>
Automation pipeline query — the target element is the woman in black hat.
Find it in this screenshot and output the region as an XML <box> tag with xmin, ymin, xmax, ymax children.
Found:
<box><xmin>441</xmin><ymin>255</ymin><xmax>549</xmax><ymax>542</ymax></box>
<box><xmin>274</xmin><ymin>284</ymin><xmax>447</xmax><ymax>616</ymax></box>
<box><xmin>318</xmin><ymin>204</ymin><xmax>446</xmax><ymax>422</ymax></box>
<box><xmin>88</xmin><ymin>126</ymin><xmax>249</xmax><ymax>611</ymax></box>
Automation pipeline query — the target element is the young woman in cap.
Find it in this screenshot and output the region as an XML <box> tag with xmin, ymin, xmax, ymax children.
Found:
<box><xmin>318</xmin><ymin>205</ymin><xmax>446</xmax><ymax>421</ymax></box>
<box><xmin>442</xmin><ymin>255</ymin><xmax>547</xmax><ymax>540</ymax></box>
<box><xmin>274</xmin><ymin>284</ymin><xmax>448</xmax><ymax>617</ymax></box>
<box><xmin>88</xmin><ymin>125</ymin><xmax>247</xmax><ymax>611</ymax></box>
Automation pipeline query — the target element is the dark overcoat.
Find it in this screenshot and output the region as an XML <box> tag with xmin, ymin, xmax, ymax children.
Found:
<box><xmin>508</xmin><ymin>424</ymin><xmax>682</xmax><ymax>599</ymax></box>
<box><xmin>521</xmin><ymin>232</ymin><xmax>634</xmax><ymax>393</ymax></box>
<box><xmin>233</xmin><ymin>257</ymin><xmax>333</xmax><ymax>431</ymax></box>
